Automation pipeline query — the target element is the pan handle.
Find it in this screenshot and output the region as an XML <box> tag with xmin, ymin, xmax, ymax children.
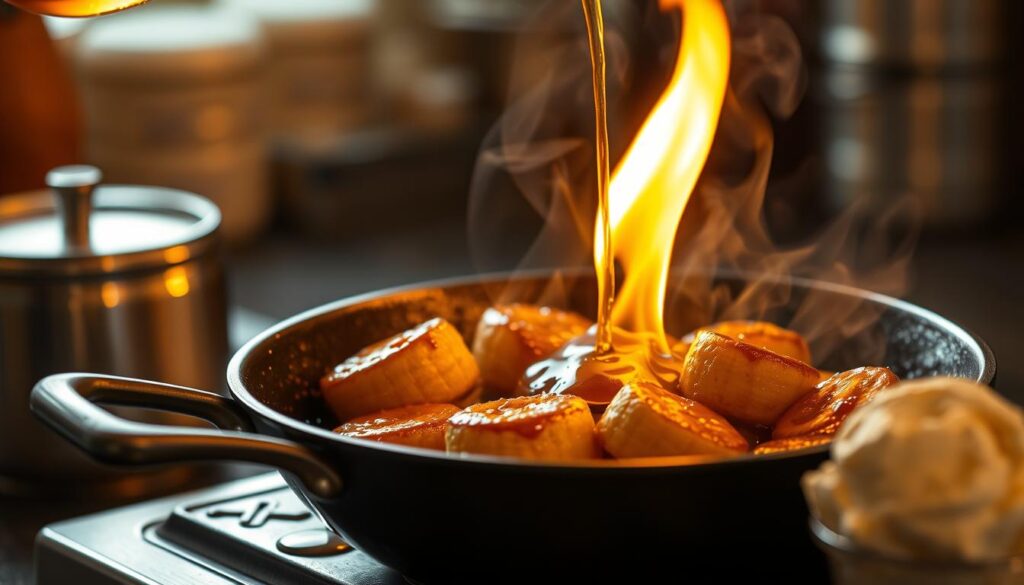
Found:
<box><xmin>30</xmin><ymin>373</ymin><xmax>343</xmax><ymax>498</ymax></box>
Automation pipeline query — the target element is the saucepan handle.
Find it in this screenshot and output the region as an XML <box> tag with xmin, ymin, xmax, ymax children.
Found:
<box><xmin>30</xmin><ymin>373</ymin><xmax>343</xmax><ymax>498</ymax></box>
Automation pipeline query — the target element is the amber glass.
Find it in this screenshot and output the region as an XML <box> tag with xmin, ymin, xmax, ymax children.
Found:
<box><xmin>5</xmin><ymin>0</ymin><xmax>148</xmax><ymax>17</ymax></box>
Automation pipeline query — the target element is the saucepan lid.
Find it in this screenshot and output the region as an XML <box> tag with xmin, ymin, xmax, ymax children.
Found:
<box><xmin>0</xmin><ymin>165</ymin><xmax>221</xmax><ymax>277</ymax></box>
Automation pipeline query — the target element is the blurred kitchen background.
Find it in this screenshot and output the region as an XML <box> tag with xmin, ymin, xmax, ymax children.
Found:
<box><xmin>2</xmin><ymin>0</ymin><xmax>1022</xmax><ymax>388</ymax></box>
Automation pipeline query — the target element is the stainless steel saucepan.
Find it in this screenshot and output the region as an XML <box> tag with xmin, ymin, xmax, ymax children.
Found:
<box><xmin>1</xmin><ymin>165</ymin><xmax>228</xmax><ymax>493</ymax></box>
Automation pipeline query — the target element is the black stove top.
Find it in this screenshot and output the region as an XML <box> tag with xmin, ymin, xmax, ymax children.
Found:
<box><xmin>36</xmin><ymin>473</ymin><xmax>406</xmax><ymax>585</ymax></box>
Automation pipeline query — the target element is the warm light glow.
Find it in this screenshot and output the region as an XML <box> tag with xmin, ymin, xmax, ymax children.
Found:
<box><xmin>607</xmin><ymin>0</ymin><xmax>730</xmax><ymax>351</ymax></box>
<box><xmin>164</xmin><ymin>245</ymin><xmax>191</xmax><ymax>265</ymax></box>
<box><xmin>164</xmin><ymin>266</ymin><xmax>190</xmax><ymax>298</ymax></box>
<box><xmin>101</xmin><ymin>282</ymin><xmax>121</xmax><ymax>309</ymax></box>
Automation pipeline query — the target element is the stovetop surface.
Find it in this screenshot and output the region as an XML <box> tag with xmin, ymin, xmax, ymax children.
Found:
<box><xmin>36</xmin><ymin>473</ymin><xmax>406</xmax><ymax>585</ymax></box>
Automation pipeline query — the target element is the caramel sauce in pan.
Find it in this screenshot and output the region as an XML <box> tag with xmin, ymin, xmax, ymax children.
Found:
<box><xmin>522</xmin><ymin>327</ymin><xmax>685</xmax><ymax>412</ymax></box>
<box><xmin>734</xmin><ymin>422</ymin><xmax>773</xmax><ymax>449</ymax></box>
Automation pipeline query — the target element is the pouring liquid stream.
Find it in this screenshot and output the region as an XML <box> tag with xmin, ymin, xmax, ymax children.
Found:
<box><xmin>523</xmin><ymin>0</ymin><xmax>688</xmax><ymax>412</ymax></box>
<box><xmin>581</xmin><ymin>0</ymin><xmax>615</xmax><ymax>356</ymax></box>
<box><xmin>528</xmin><ymin>0</ymin><xmax>731</xmax><ymax>412</ymax></box>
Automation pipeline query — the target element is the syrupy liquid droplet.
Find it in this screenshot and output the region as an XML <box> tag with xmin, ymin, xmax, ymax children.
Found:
<box><xmin>521</xmin><ymin>326</ymin><xmax>685</xmax><ymax>412</ymax></box>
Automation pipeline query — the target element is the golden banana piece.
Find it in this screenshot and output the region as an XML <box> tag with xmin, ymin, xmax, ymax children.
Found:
<box><xmin>681</xmin><ymin>331</ymin><xmax>820</xmax><ymax>426</ymax></box>
<box><xmin>321</xmin><ymin>317</ymin><xmax>480</xmax><ymax>421</ymax></box>
<box><xmin>334</xmin><ymin>403</ymin><xmax>460</xmax><ymax>450</ymax></box>
<box><xmin>597</xmin><ymin>381</ymin><xmax>748</xmax><ymax>459</ymax></box>
<box><xmin>753</xmin><ymin>435</ymin><xmax>831</xmax><ymax>455</ymax></box>
<box><xmin>683</xmin><ymin>320</ymin><xmax>812</xmax><ymax>364</ymax></box>
<box><xmin>472</xmin><ymin>304</ymin><xmax>591</xmax><ymax>396</ymax></box>
<box><xmin>773</xmin><ymin>366</ymin><xmax>899</xmax><ymax>439</ymax></box>
<box><xmin>445</xmin><ymin>394</ymin><xmax>599</xmax><ymax>461</ymax></box>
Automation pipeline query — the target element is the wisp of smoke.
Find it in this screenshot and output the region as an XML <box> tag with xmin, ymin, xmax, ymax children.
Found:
<box><xmin>468</xmin><ymin>0</ymin><xmax>921</xmax><ymax>365</ymax></box>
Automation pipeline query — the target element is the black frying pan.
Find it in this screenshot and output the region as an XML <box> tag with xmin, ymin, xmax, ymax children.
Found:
<box><xmin>30</xmin><ymin>272</ymin><xmax>996</xmax><ymax>583</ymax></box>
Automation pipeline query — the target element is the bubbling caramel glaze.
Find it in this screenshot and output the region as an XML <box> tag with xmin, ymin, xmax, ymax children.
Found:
<box><xmin>679</xmin><ymin>320</ymin><xmax>812</xmax><ymax>364</ymax></box>
<box><xmin>320</xmin><ymin>317</ymin><xmax>480</xmax><ymax>421</ymax></box>
<box><xmin>598</xmin><ymin>381</ymin><xmax>748</xmax><ymax>458</ymax></box>
<box><xmin>520</xmin><ymin>326</ymin><xmax>685</xmax><ymax>413</ymax></box>
<box><xmin>472</xmin><ymin>304</ymin><xmax>591</xmax><ymax>397</ymax></box>
<box><xmin>773</xmin><ymin>366</ymin><xmax>899</xmax><ymax>440</ymax></box>
<box><xmin>681</xmin><ymin>331</ymin><xmax>821</xmax><ymax>426</ymax></box>
<box><xmin>334</xmin><ymin>404</ymin><xmax>461</xmax><ymax>450</ymax></box>
<box><xmin>445</xmin><ymin>394</ymin><xmax>600</xmax><ymax>461</ymax></box>
<box><xmin>753</xmin><ymin>435</ymin><xmax>831</xmax><ymax>455</ymax></box>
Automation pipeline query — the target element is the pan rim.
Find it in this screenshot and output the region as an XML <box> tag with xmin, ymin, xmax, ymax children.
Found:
<box><xmin>227</xmin><ymin>269</ymin><xmax>996</xmax><ymax>471</ymax></box>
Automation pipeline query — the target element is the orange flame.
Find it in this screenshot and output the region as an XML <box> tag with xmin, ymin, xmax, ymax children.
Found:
<box><xmin>606</xmin><ymin>0</ymin><xmax>730</xmax><ymax>351</ymax></box>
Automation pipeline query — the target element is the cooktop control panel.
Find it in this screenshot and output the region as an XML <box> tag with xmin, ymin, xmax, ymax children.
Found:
<box><xmin>36</xmin><ymin>473</ymin><xmax>406</xmax><ymax>585</ymax></box>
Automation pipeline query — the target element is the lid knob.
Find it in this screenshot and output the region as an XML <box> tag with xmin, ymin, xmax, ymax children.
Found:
<box><xmin>46</xmin><ymin>165</ymin><xmax>102</xmax><ymax>251</ymax></box>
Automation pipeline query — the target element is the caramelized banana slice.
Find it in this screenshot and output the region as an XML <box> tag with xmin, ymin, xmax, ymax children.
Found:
<box><xmin>445</xmin><ymin>394</ymin><xmax>599</xmax><ymax>461</ymax></box>
<box><xmin>773</xmin><ymin>366</ymin><xmax>899</xmax><ymax>439</ymax></box>
<box><xmin>334</xmin><ymin>404</ymin><xmax>460</xmax><ymax>450</ymax></box>
<box><xmin>321</xmin><ymin>318</ymin><xmax>480</xmax><ymax>421</ymax></box>
<box><xmin>753</xmin><ymin>435</ymin><xmax>831</xmax><ymax>455</ymax></box>
<box><xmin>472</xmin><ymin>304</ymin><xmax>591</xmax><ymax>395</ymax></box>
<box><xmin>597</xmin><ymin>381</ymin><xmax>747</xmax><ymax>459</ymax></box>
<box><xmin>685</xmin><ymin>320</ymin><xmax>811</xmax><ymax>364</ymax></box>
<box><xmin>681</xmin><ymin>331</ymin><xmax>820</xmax><ymax>426</ymax></box>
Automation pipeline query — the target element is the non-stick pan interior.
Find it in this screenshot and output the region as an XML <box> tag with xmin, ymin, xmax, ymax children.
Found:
<box><xmin>236</xmin><ymin>272</ymin><xmax>994</xmax><ymax>433</ymax></box>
